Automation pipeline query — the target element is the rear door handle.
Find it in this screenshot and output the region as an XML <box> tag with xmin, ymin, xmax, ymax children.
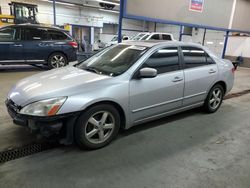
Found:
<box><xmin>209</xmin><ymin>69</ymin><xmax>216</xmax><ymax>74</ymax></box>
<box><xmin>13</xmin><ymin>44</ymin><xmax>23</xmax><ymax>47</ymax></box>
<box><xmin>172</xmin><ymin>77</ymin><xmax>183</xmax><ymax>82</ymax></box>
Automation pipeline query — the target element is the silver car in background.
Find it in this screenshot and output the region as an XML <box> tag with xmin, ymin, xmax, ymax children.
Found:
<box><xmin>6</xmin><ymin>41</ymin><xmax>235</xmax><ymax>149</ymax></box>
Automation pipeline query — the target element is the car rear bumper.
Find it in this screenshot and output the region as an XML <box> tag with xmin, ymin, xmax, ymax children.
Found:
<box><xmin>5</xmin><ymin>99</ymin><xmax>80</xmax><ymax>144</ymax></box>
<box><xmin>66</xmin><ymin>49</ymin><xmax>77</xmax><ymax>62</ymax></box>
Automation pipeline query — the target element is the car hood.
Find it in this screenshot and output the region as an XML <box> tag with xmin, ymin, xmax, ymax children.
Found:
<box><xmin>8</xmin><ymin>66</ymin><xmax>110</xmax><ymax>106</ymax></box>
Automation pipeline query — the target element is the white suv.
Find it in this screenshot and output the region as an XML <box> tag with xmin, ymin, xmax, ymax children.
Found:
<box><xmin>132</xmin><ymin>32</ymin><xmax>174</xmax><ymax>41</ymax></box>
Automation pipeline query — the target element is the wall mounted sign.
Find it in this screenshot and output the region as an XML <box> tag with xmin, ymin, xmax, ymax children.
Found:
<box><xmin>189</xmin><ymin>0</ymin><xmax>204</xmax><ymax>13</ymax></box>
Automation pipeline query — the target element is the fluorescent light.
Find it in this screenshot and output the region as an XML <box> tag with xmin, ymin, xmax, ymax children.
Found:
<box><xmin>219</xmin><ymin>42</ymin><xmax>224</xmax><ymax>45</ymax></box>
<box><xmin>99</xmin><ymin>9</ymin><xmax>119</xmax><ymax>14</ymax></box>
<box><xmin>158</xmin><ymin>49</ymin><xmax>178</xmax><ymax>53</ymax></box>
<box><xmin>55</xmin><ymin>1</ymin><xmax>76</xmax><ymax>6</ymax></box>
<box><xmin>206</xmin><ymin>41</ymin><xmax>214</xmax><ymax>44</ymax></box>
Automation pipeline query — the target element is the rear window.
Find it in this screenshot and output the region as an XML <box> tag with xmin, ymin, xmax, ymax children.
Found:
<box><xmin>48</xmin><ymin>30</ymin><xmax>68</xmax><ymax>40</ymax></box>
<box><xmin>23</xmin><ymin>28</ymin><xmax>48</xmax><ymax>40</ymax></box>
<box><xmin>162</xmin><ymin>34</ymin><xmax>172</xmax><ymax>40</ymax></box>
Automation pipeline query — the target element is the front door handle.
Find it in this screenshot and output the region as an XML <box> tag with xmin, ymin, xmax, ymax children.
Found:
<box><xmin>209</xmin><ymin>69</ymin><xmax>216</xmax><ymax>74</ymax></box>
<box><xmin>13</xmin><ymin>44</ymin><xmax>23</xmax><ymax>47</ymax></box>
<box><xmin>172</xmin><ymin>76</ymin><xmax>183</xmax><ymax>82</ymax></box>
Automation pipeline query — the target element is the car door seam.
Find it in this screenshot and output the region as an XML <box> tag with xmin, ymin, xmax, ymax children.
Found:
<box><xmin>132</xmin><ymin>97</ymin><xmax>183</xmax><ymax>113</ymax></box>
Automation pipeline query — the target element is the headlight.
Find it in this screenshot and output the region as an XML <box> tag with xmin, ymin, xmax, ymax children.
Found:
<box><xmin>20</xmin><ymin>97</ymin><xmax>67</xmax><ymax>116</ymax></box>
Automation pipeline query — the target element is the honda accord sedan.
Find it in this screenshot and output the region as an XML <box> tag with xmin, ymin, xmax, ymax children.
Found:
<box><xmin>6</xmin><ymin>41</ymin><xmax>235</xmax><ymax>149</ymax></box>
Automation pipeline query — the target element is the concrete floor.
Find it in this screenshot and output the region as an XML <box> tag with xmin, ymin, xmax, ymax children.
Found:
<box><xmin>0</xmin><ymin>66</ymin><xmax>42</xmax><ymax>150</ymax></box>
<box><xmin>1</xmin><ymin>65</ymin><xmax>250</xmax><ymax>187</ymax></box>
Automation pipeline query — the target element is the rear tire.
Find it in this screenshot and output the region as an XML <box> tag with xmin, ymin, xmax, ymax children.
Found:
<box><xmin>75</xmin><ymin>104</ymin><xmax>121</xmax><ymax>150</ymax></box>
<box><xmin>204</xmin><ymin>84</ymin><xmax>224</xmax><ymax>113</ymax></box>
<box><xmin>48</xmin><ymin>52</ymin><xmax>68</xmax><ymax>69</ymax></box>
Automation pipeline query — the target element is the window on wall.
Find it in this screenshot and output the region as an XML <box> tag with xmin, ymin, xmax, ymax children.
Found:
<box><xmin>181</xmin><ymin>47</ymin><xmax>215</xmax><ymax>68</ymax></box>
<box><xmin>143</xmin><ymin>47</ymin><xmax>180</xmax><ymax>74</ymax></box>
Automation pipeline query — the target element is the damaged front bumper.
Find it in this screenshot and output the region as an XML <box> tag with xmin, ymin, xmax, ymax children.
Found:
<box><xmin>5</xmin><ymin>99</ymin><xmax>80</xmax><ymax>145</ymax></box>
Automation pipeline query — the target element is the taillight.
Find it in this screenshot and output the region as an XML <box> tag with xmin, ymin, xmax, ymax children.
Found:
<box><xmin>68</xmin><ymin>41</ymin><xmax>78</xmax><ymax>49</ymax></box>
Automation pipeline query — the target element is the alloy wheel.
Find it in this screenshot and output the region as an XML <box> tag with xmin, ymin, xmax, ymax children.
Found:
<box><xmin>84</xmin><ymin>111</ymin><xmax>115</xmax><ymax>144</ymax></box>
<box><xmin>209</xmin><ymin>88</ymin><xmax>222</xmax><ymax>110</ymax></box>
<box><xmin>51</xmin><ymin>55</ymin><xmax>66</xmax><ymax>68</ymax></box>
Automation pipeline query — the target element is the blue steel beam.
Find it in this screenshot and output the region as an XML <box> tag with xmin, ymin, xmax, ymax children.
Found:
<box><xmin>222</xmin><ymin>31</ymin><xmax>230</xmax><ymax>59</ymax></box>
<box><xmin>118</xmin><ymin>0</ymin><xmax>124</xmax><ymax>43</ymax></box>
<box><xmin>53</xmin><ymin>0</ymin><xmax>56</xmax><ymax>26</ymax></box>
<box><xmin>179</xmin><ymin>26</ymin><xmax>183</xmax><ymax>41</ymax></box>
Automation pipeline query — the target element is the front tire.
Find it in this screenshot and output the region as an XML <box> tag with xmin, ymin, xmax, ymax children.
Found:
<box><xmin>48</xmin><ymin>52</ymin><xmax>68</xmax><ymax>69</ymax></box>
<box><xmin>204</xmin><ymin>84</ymin><xmax>224</xmax><ymax>113</ymax></box>
<box><xmin>75</xmin><ymin>104</ymin><xmax>121</xmax><ymax>150</ymax></box>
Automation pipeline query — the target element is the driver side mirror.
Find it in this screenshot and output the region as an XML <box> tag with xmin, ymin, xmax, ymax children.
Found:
<box><xmin>139</xmin><ymin>67</ymin><xmax>157</xmax><ymax>78</ymax></box>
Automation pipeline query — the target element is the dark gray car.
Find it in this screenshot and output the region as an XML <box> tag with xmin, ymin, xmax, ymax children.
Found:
<box><xmin>0</xmin><ymin>24</ymin><xmax>77</xmax><ymax>68</ymax></box>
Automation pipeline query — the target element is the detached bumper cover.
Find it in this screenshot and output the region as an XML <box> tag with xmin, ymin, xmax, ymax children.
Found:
<box><xmin>5</xmin><ymin>99</ymin><xmax>80</xmax><ymax>144</ymax></box>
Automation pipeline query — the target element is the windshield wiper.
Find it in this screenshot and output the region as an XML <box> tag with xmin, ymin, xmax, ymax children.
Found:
<box><xmin>84</xmin><ymin>67</ymin><xmax>101</xmax><ymax>74</ymax></box>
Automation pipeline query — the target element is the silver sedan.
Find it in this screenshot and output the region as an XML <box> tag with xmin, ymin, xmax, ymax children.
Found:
<box><xmin>6</xmin><ymin>41</ymin><xmax>235</xmax><ymax>149</ymax></box>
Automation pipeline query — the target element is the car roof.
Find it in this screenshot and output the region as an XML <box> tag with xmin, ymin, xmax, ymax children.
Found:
<box><xmin>137</xmin><ymin>32</ymin><xmax>173</xmax><ymax>35</ymax></box>
<box><xmin>121</xmin><ymin>40</ymin><xmax>205</xmax><ymax>48</ymax></box>
<box><xmin>149</xmin><ymin>32</ymin><xmax>173</xmax><ymax>35</ymax></box>
<box><xmin>3</xmin><ymin>24</ymin><xmax>64</xmax><ymax>31</ymax></box>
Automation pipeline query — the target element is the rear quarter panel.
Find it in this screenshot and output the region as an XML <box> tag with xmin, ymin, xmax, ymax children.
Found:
<box><xmin>216</xmin><ymin>58</ymin><xmax>234</xmax><ymax>94</ymax></box>
<box><xmin>62</xmin><ymin>43</ymin><xmax>77</xmax><ymax>62</ymax></box>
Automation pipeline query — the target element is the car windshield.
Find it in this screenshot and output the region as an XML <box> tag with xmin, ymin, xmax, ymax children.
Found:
<box><xmin>111</xmin><ymin>36</ymin><xmax>118</xmax><ymax>41</ymax></box>
<box><xmin>77</xmin><ymin>44</ymin><xmax>148</xmax><ymax>76</ymax></box>
<box><xmin>133</xmin><ymin>34</ymin><xmax>146</xmax><ymax>41</ymax></box>
<box><xmin>140</xmin><ymin>34</ymin><xmax>150</xmax><ymax>40</ymax></box>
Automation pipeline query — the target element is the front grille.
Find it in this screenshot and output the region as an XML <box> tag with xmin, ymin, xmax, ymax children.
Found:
<box><xmin>5</xmin><ymin>99</ymin><xmax>22</xmax><ymax>119</ymax></box>
<box><xmin>6</xmin><ymin>99</ymin><xmax>21</xmax><ymax>112</ymax></box>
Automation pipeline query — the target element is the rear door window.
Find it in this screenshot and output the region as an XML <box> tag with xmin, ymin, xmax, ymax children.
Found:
<box><xmin>48</xmin><ymin>30</ymin><xmax>68</xmax><ymax>40</ymax></box>
<box><xmin>150</xmin><ymin>34</ymin><xmax>160</xmax><ymax>40</ymax></box>
<box><xmin>206</xmin><ymin>53</ymin><xmax>216</xmax><ymax>64</ymax></box>
<box><xmin>23</xmin><ymin>28</ymin><xmax>48</xmax><ymax>40</ymax></box>
<box><xmin>181</xmin><ymin>47</ymin><xmax>214</xmax><ymax>68</ymax></box>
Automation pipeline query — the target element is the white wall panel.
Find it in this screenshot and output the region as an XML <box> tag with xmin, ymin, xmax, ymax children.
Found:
<box><xmin>126</xmin><ymin>0</ymin><xmax>234</xmax><ymax>29</ymax></box>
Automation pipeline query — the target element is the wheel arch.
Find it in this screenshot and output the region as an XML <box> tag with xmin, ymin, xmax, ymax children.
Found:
<box><xmin>81</xmin><ymin>100</ymin><xmax>127</xmax><ymax>130</ymax></box>
<box><xmin>47</xmin><ymin>51</ymin><xmax>68</xmax><ymax>63</ymax></box>
<box><xmin>213</xmin><ymin>81</ymin><xmax>227</xmax><ymax>94</ymax></box>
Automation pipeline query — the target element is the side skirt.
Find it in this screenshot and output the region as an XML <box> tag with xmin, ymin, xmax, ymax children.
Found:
<box><xmin>129</xmin><ymin>102</ymin><xmax>204</xmax><ymax>128</ymax></box>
